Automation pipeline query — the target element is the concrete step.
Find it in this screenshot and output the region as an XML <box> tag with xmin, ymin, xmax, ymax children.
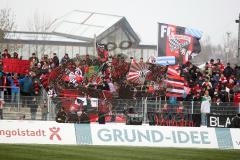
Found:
<box><xmin>3</xmin><ymin>107</ymin><xmax>43</xmax><ymax>113</ymax></box>
<box><xmin>3</xmin><ymin>112</ymin><xmax>43</xmax><ymax>120</ymax></box>
<box><xmin>2</xmin><ymin>108</ymin><xmax>44</xmax><ymax>120</ymax></box>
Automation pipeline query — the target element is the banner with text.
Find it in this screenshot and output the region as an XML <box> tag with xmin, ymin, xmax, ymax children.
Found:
<box><xmin>207</xmin><ymin>114</ymin><xmax>235</xmax><ymax>128</ymax></box>
<box><xmin>1</xmin><ymin>120</ymin><xmax>240</xmax><ymax>149</ymax></box>
<box><xmin>0</xmin><ymin>120</ymin><xmax>76</xmax><ymax>144</ymax></box>
<box><xmin>76</xmin><ymin>124</ymin><xmax>218</xmax><ymax>148</ymax></box>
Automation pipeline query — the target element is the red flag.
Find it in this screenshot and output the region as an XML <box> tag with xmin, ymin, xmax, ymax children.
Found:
<box><xmin>102</xmin><ymin>90</ymin><xmax>113</xmax><ymax>100</ymax></box>
<box><xmin>165</xmin><ymin>67</ymin><xmax>188</xmax><ymax>97</ymax></box>
<box><xmin>165</xmin><ymin>68</ymin><xmax>185</xmax><ymax>88</ymax></box>
<box><xmin>167</xmin><ymin>67</ymin><xmax>180</xmax><ymax>76</ymax></box>
<box><xmin>3</xmin><ymin>59</ymin><xmax>30</xmax><ymax>74</ymax></box>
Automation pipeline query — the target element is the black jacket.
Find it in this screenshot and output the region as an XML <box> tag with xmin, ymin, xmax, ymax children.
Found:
<box><xmin>52</xmin><ymin>56</ymin><xmax>59</xmax><ymax>67</ymax></box>
<box><xmin>0</xmin><ymin>76</ymin><xmax>4</xmax><ymax>91</ymax></box>
<box><xmin>224</xmin><ymin>66</ymin><xmax>234</xmax><ymax>78</ymax></box>
<box><xmin>56</xmin><ymin>110</ymin><xmax>67</xmax><ymax>123</ymax></box>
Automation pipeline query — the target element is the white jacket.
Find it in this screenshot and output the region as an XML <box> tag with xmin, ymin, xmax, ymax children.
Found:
<box><xmin>201</xmin><ymin>101</ymin><xmax>211</xmax><ymax>113</ymax></box>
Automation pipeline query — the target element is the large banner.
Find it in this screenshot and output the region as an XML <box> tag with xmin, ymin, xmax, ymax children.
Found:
<box><xmin>1</xmin><ymin>120</ymin><xmax>240</xmax><ymax>149</ymax></box>
<box><xmin>0</xmin><ymin>120</ymin><xmax>76</xmax><ymax>144</ymax></box>
<box><xmin>230</xmin><ymin>129</ymin><xmax>240</xmax><ymax>149</ymax></box>
<box><xmin>3</xmin><ymin>59</ymin><xmax>30</xmax><ymax>74</ymax></box>
<box><xmin>88</xmin><ymin>124</ymin><xmax>218</xmax><ymax>148</ymax></box>
<box><xmin>157</xmin><ymin>23</ymin><xmax>202</xmax><ymax>64</ymax></box>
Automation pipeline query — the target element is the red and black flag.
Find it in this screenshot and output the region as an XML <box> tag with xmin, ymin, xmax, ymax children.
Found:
<box><xmin>127</xmin><ymin>61</ymin><xmax>150</xmax><ymax>85</ymax></box>
<box><xmin>157</xmin><ymin>23</ymin><xmax>202</xmax><ymax>64</ymax></box>
<box><xmin>165</xmin><ymin>67</ymin><xmax>190</xmax><ymax>97</ymax></box>
<box><xmin>96</xmin><ymin>43</ymin><xmax>108</xmax><ymax>62</ymax></box>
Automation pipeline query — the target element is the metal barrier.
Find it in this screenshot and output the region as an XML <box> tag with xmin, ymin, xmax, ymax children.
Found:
<box><xmin>50</xmin><ymin>97</ymin><xmax>240</xmax><ymax>123</ymax></box>
<box><xmin>2</xmin><ymin>95</ymin><xmax>46</xmax><ymax>120</ymax></box>
<box><xmin>51</xmin><ymin>96</ymin><xmax>145</xmax><ymax>121</ymax></box>
<box><xmin>0</xmin><ymin>86</ymin><xmax>20</xmax><ymax>112</ymax></box>
<box><xmin>145</xmin><ymin>100</ymin><xmax>239</xmax><ymax>115</ymax></box>
<box><xmin>0</xmin><ymin>81</ymin><xmax>51</xmax><ymax>120</ymax></box>
<box><xmin>39</xmin><ymin>85</ymin><xmax>56</xmax><ymax>121</ymax></box>
<box><xmin>2</xmin><ymin>94</ymin><xmax>240</xmax><ymax>123</ymax></box>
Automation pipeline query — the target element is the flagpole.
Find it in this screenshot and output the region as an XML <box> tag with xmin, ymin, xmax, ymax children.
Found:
<box><xmin>94</xmin><ymin>34</ymin><xmax>97</xmax><ymax>56</ymax></box>
<box><xmin>159</xmin><ymin>96</ymin><xmax>161</xmax><ymax>111</ymax></box>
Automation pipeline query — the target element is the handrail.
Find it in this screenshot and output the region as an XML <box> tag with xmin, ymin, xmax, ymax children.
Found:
<box><xmin>0</xmin><ymin>86</ymin><xmax>20</xmax><ymax>112</ymax></box>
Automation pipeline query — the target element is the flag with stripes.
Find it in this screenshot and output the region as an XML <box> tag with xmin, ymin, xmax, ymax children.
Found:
<box><xmin>166</xmin><ymin>74</ymin><xmax>184</xmax><ymax>88</ymax></box>
<box><xmin>165</xmin><ymin>67</ymin><xmax>190</xmax><ymax>97</ymax></box>
<box><xmin>167</xmin><ymin>67</ymin><xmax>180</xmax><ymax>76</ymax></box>
<box><xmin>127</xmin><ymin>62</ymin><xmax>150</xmax><ymax>84</ymax></box>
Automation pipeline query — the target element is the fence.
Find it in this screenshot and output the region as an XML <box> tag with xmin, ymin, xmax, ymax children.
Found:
<box><xmin>49</xmin><ymin>96</ymin><xmax>240</xmax><ymax>123</ymax></box>
<box><xmin>1</xmin><ymin>83</ymin><xmax>48</xmax><ymax>120</ymax></box>
<box><xmin>2</xmin><ymin>95</ymin><xmax>45</xmax><ymax>120</ymax></box>
<box><xmin>2</xmin><ymin>94</ymin><xmax>240</xmax><ymax>123</ymax></box>
<box><xmin>0</xmin><ymin>86</ymin><xmax>20</xmax><ymax>112</ymax></box>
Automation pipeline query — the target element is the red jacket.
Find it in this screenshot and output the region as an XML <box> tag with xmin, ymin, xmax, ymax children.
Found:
<box><xmin>233</xmin><ymin>93</ymin><xmax>240</xmax><ymax>107</ymax></box>
<box><xmin>98</xmin><ymin>103</ymin><xmax>109</xmax><ymax>114</ymax></box>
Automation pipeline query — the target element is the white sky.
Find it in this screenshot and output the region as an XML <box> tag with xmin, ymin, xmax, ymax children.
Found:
<box><xmin>1</xmin><ymin>0</ymin><xmax>239</xmax><ymax>45</ymax></box>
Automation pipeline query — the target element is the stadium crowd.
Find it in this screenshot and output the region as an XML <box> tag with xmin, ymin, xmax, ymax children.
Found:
<box><xmin>176</xmin><ymin>59</ymin><xmax>240</xmax><ymax>104</ymax></box>
<box><xmin>0</xmin><ymin>48</ymin><xmax>240</xmax><ymax>121</ymax></box>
